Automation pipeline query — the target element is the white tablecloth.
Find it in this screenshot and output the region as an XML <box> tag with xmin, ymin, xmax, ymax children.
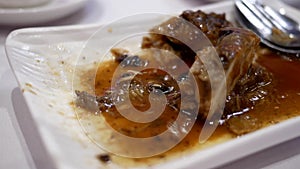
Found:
<box><xmin>0</xmin><ymin>0</ymin><xmax>299</xmax><ymax>168</ymax></box>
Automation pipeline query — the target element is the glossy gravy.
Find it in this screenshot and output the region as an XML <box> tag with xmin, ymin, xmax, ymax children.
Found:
<box><xmin>78</xmin><ymin>49</ymin><xmax>300</xmax><ymax>167</ymax></box>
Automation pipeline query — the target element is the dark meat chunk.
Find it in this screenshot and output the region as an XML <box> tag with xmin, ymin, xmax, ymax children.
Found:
<box><xmin>75</xmin><ymin>90</ymin><xmax>114</xmax><ymax>113</ymax></box>
<box><xmin>142</xmin><ymin>17</ymin><xmax>198</xmax><ymax>67</ymax></box>
<box><xmin>142</xmin><ymin>9</ymin><xmax>262</xmax><ymax>118</ymax></box>
<box><xmin>180</xmin><ymin>10</ymin><xmax>233</xmax><ymax>45</ymax></box>
<box><xmin>190</xmin><ymin>27</ymin><xmax>261</xmax><ymax>118</ymax></box>
<box><xmin>224</xmin><ymin>63</ymin><xmax>274</xmax><ymax>118</ymax></box>
<box><xmin>110</xmin><ymin>48</ymin><xmax>129</xmax><ymax>63</ymax></box>
<box><xmin>217</xmin><ymin>27</ymin><xmax>260</xmax><ymax>92</ymax></box>
<box><xmin>142</xmin><ymin>11</ymin><xmax>232</xmax><ymax>66</ymax></box>
<box><xmin>141</xmin><ymin>10</ymin><xmax>274</xmax><ymax>122</ymax></box>
<box><xmin>191</xmin><ymin>27</ymin><xmax>260</xmax><ymax>91</ymax></box>
<box><xmin>111</xmin><ymin>48</ymin><xmax>148</xmax><ymax>67</ymax></box>
<box><xmin>75</xmin><ymin>90</ymin><xmax>98</xmax><ymax>112</ymax></box>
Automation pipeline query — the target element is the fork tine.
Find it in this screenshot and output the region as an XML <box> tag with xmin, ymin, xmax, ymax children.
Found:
<box><xmin>240</xmin><ymin>0</ymin><xmax>273</xmax><ymax>29</ymax></box>
<box><xmin>236</xmin><ymin>0</ymin><xmax>271</xmax><ymax>35</ymax></box>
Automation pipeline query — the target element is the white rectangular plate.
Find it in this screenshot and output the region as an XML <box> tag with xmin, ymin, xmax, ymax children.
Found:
<box><xmin>6</xmin><ymin>1</ymin><xmax>300</xmax><ymax>169</ymax></box>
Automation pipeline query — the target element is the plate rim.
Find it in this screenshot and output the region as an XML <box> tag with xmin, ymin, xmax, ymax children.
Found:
<box><xmin>0</xmin><ymin>0</ymin><xmax>89</xmax><ymax>25</ymax></box>
<box><xmin>5</xmin><ymin>1</ymin><xmax>300</xmax><ymax>169</ymax></box>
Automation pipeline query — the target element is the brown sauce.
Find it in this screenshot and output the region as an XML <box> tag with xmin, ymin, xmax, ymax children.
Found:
<box><xmin>248</xmin><ymin>50</ymin><xmax>300</xmax><ymax>125</ymax></box>
<box><xmin>78</xmin><ymin>49</ymin><xmax>300</xmax><ymax>167</ymax></box>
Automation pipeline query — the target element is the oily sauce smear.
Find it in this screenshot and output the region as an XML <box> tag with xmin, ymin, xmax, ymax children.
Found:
<box><xmin>251</xmin><ymin>51</ymin><xmax>300</xmax><ymax>124</ymax></box>
<box><xmin>79</xmin><ymin>49</ymin><xmax>300</xmax><ymax>166</ymax></box>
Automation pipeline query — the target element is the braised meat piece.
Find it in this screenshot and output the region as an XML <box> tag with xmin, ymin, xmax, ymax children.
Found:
<box><xmin>180</xmin><ymin>10</ymin><xmax>233</xmax><ymax>45</ymax></box>
<box><xmin>224</xmin><ymin>63</ymin><xmax>274</xmax><ymax>119</ymax></box>
<box><xmin>189</xmin><ymin>27</ymin><xmax>263</xmax><ymax>118</ymax></box>
<box><xmin>217</xmin><ymin>27</ymin><xmax>260</xmax><ymax>92</ymax></box>
<box><xmin>75</xmin><ymin>10</ymin><xmax>275</xmax><ymax>135</ymax></box>
<box><xmin>141</xmin><ymin>10</ymin><xmax>267</xmax><ymax>118</ymax></box>
<box><xmin>142</xmin><ymin>11</ymin><xmax>232</xmax><ymax>66</ymax></box>
<box><xmin>141</xmin><ymin>17</ymin><xmax>197</xmax><ymax>67</ymax></box>
<box><xmin>75</xmin><ymin>90</ymin><xmax>114</xmax><ymax>113</ymax></box>
<box><xmin>141</xmin><ymin>10</ymin><xmax>274</xmax><ymax>132</ymax></box>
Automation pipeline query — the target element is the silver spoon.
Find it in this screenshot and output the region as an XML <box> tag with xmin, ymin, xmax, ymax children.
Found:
<box><xmin>235</xmin><ymin>0</ymin><xmax>300</xmax><ymax>53</ymax></box>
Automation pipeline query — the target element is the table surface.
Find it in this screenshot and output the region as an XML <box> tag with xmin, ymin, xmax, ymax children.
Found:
<box><xmin>1</xmin><ymin>0</ymin><xmax>300</xmax><ymax>169</ymax></box>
